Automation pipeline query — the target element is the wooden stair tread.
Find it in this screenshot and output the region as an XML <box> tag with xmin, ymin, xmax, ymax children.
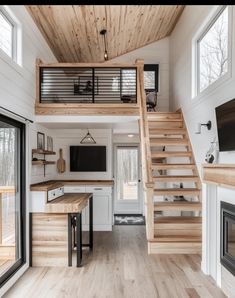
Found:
<box><xmin>154</xmin><ymin>188</ymin><xmax>200</xmax><ymax>196</ymax></box>
<box><xmin>148</xmin><ymin>118</ymin><xmax>183</xmax><ymax>122</ymax></box>
<box><xmin>150</xmin><ymin>138</ymin><xmax>189</xmax><ymax>146</ymax></box>
<box><xmin>154</xmin><ymin>216</ymin><xmax>202</xmax><ymax>224</ymax></box>
<box><xmin>149</xmin><ymin>128</ymin><xmax>186</xmax><ymax>135</ymax></box>
<box><xmin>154</xmin><ymin>201</ymin><xmax>202</xmax><ymax>211</ymax></box>
<box><xmin>149</xmin><ymin>235</ymin><xmax>201</xmax><ymax>242</ymax></box>
<box><xmin>153</xmin><ymin>175</ymin><xmax>199</xmax><ymax>182</ymax></box>
<box><xmin>147</xmin><ymin>112</ymin><xmax>182</xmax><ymax>120</ymax></box>
<box><xmin>151</xmin><ymin>151</ymin><xmax>192</xmax><ymax>157</ymax></box>
<box><xmin>152</xmin><ymin>163</ymin><xmax>196</xmax><ymax>170</ymax></box>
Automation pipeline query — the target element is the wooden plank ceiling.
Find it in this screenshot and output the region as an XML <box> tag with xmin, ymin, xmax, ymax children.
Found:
<box><xmin>26</xmin><ymin>5</ymin><xmax>184</xmax><ymax>63</ymax></box>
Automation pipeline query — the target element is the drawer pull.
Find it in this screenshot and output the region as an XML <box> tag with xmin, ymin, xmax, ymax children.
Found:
<box><xmin>94</xmin><ymin>188</ymin><xmax>103</xmax><ymax>190</ymax></box>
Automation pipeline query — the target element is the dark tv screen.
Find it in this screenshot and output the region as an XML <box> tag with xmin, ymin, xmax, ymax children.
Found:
<box><xmin>215</xmin><ymin>98</ymin><xmax>235</xmax><ymax>152</ymax></box>
<box><xmin>70</xmin><ymin>146</ymin><xmax>106</xmax><ymax>172</ymax></box>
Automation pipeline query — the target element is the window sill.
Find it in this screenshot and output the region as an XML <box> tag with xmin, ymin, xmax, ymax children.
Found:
<box><xmin>192</xmin><ymin>71</ymin><xmax>232</xmax><ymax>102</ymax></box>
<box><xmin>0</xmin><ymin>49</ymin><xmax>23</xmax><ymax>76</ymax></box>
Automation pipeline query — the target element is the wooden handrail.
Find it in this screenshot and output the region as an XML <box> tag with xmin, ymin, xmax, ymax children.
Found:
<box><xmin>136</xmin><ymin>59</ymin><xmax>154</xmax><ymax>241</ymax></box>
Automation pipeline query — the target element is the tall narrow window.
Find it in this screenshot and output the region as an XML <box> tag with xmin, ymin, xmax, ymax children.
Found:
<box><xmin>0</xmin><ymin>9</ymin><xmax>16</xmax><ymax>60</ymax></box>
<box><xmin>144</xmin><ymin>64</ymin><xmax>159</xmax><ymax>92</ymax></box>
<box><xmin>0</xmin><ymin>114</ymin><xmax>25</xmax><ymax>287</ymax></box>
<box><xmin>197</xmin><ymin>6</ymin><xmax>229</xmax><ymax>93</ymax></box>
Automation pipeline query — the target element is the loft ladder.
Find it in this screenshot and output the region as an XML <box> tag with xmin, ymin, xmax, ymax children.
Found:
<box><xmin>137</xmin><ymin>59</ymin><xmax>202</xmax><ymax>254</ymax></box>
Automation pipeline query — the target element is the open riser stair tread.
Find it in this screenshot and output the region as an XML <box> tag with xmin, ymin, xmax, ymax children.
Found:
<box><xmin>153</xmin><ymin>175</ymin><xmax>199</xmax><ymax>182</ymax></box>
<box><xmin>152</xmin><ymin>163</ymin><xmax>196</xmax><ymax>170</ymax></box>
<box><xmin>147</xmin><ymin>112</ymin><xmax>182</xmax><ymax>119</ymax></box>
<box><xmin>149</xmin><ymin>128</ymin><xmax>187</xmax><ymax>135</ymax></box>
<box><xmin>148</xmin><ymin>242</ymin><xmax>202</xmax><ymax>254</ymax></box>
<box><xmin>151</xmin><ymin>151</ymin><xmax>192</xmax><ymax>157</ymax></box>
<box><xmin>150</xmin><ymin>235</ymin><xmax>201</xmax><ymax>242</ymax></box>
<box><xmin>154</xmin><ymin>201</ymin><xmax>202</xmax><ymax>211</ymax></box>
<box><xmin>154</xmin><ymin>188</ymin><xmax>201</xmax><ymax>196</ymax></box>
<box><xmin>150</xmin><ymin>138</ymin><xmax>189</xmax><ymax>146</ymax></box>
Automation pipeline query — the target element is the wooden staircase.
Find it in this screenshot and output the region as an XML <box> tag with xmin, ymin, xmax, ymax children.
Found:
<box><xmin>137</xmin><ymin>60</ymin><xmax>201</xmax><ymax>254</ymax></box>
<box><xmin>150</xmin><ymin>112</ymin><xmax>202</xmax><ymax>254</ymax></box>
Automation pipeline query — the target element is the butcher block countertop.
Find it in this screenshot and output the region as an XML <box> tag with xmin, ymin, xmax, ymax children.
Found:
<box><xmin>30</xmin><ymin>180</ymin><xmax>114</xmax><ymax>191</ymax></box>
<box><xmin>45</xmin><ymin>193</ymin><xmax>92</xmax><ymax>213</ymax></box>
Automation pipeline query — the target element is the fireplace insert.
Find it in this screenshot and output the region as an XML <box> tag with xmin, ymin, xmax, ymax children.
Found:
<box><xmin>221</xmin><ymin>201</ymin><xmax>235</xmax><ymax>276</ymax></box>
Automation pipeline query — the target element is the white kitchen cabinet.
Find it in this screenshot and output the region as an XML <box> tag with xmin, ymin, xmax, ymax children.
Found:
<box><xmin>64</xmin><ymin>185</ymin><xmax>113</xmax><ymax>231</ymax></box>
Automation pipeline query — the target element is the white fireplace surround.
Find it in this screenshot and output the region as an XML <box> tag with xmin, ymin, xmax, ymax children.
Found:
<box><xmin>202</xmin><ymin>183</ymin><xmax>235</xmax><ymax>297</ymax></box>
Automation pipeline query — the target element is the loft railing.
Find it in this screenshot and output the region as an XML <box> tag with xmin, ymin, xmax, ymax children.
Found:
<box><xmin>39</xmin><ymin>66</ymin><xmax>137</xmax><ymax>104</ymax></box>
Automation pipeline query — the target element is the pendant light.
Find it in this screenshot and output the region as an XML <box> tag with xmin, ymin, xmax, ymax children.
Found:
<box><xmin>100</xmin><ymin>29</ymin><xmax>108</xmax><ymax>61</ymax></box>
<box><xmin>80</xmin><ymin>129</ymin><xmax>96</xmax><ymax>144</ymax></box>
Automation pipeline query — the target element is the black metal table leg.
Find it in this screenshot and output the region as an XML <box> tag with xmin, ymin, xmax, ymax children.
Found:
<box><xmin>76</xmin><ymin>212</ymin><xmax>82</xmax><ymax>267</ymax></box>
<box><xmin>68</xmin><ymin>214</ymin><xmax>72</xmax><ymax>266</ymax></box>
<box><xmin>89</xmin><ymin>196</ymin><xmax>93</xmax><ymax>251</ymax></box>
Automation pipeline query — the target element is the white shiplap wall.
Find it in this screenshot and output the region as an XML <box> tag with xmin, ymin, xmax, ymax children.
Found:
<box><xmin>170</xmin><ymin>4</ymin><xmax>235</xmax><ymax>293</ymax></box>
<box><xmin>52</xmin><ymin>129</ymin><xmax>113</xmax><ymax>181</ymax></box>
<box><xmin>110</xmin><ymin>37</ymin><xmax>170</xmax><ymax>112</ymax></box>
<box><xmin>0</xmin><ymin>5</ymin><xmax>57</xmax><ymax>296</ymax></box>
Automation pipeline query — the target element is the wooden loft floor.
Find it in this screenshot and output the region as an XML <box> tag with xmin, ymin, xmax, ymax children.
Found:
<box><xmin>5</xmin><ymin>226</ymin><xmax>226</xmax><ymax>298</ymax></box>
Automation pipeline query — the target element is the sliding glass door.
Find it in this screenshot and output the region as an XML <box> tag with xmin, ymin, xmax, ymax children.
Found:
<box><xmin>0</xmin><ymin>114</ymin><xmax>25</xmax><ymax>287</ymax></box>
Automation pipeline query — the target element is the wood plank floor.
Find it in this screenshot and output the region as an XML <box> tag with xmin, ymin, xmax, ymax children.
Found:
<box><xmin>4</xmin><ymin>226</ymin><xmax>226</xmax><ymax>298</ymax></box>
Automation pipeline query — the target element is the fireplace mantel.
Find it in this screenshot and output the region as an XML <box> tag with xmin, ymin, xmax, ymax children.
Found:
<box><xmin>203</xmin><ymin>164</ymin><xmax>235</xmax><ymax>189</ymax></box>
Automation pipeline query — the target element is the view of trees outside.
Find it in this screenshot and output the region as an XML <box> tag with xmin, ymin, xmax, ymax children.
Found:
<box><xmin>112</xmin><ymin>69</ymin><xmax>136</xmax><ymax>95</ymax></box>
<box><xmin>116</xmin><ymin>148</ymin><xmax>138</xmax><ymax>201</ymax></box>
<box><xmin>0</xmin><ymin>126</ymin><xmax>16</xmax><ymax>245</ymax></box>
<box><xmin>199</xmin><ymin>6</ymin><xmax>228</xmax><ymax>92</ymax></box>
<box><xmin>0</xmin><ymin>11</ymin><xmax>13</xmax><ymax>58</ymax></box>
<box><xmin>144</xmin><ymin>71</ymin><xmax>155</xmax><ymax>90</ymax></box>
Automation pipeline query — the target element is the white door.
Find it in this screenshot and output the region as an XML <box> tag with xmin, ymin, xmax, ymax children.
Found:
<box><xmin>114</xmin><ymin>145</ymin><xmax>142</xmax><ymax>214</ymax></box>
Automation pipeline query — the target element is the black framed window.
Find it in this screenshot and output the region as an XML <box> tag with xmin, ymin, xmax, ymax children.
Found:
<box><xmin>144</xmin><ymin>64</ymin><xmax>159</xmax><ymax>92</ymax></box>
<box><xmin>0</xmin><ymin>113</ymin><xmax>26</xmax><ymax>288</ymax></box>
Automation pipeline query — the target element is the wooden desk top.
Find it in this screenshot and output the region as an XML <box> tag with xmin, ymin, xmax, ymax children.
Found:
<box><xmin>45</xmin><ymin>193</ymin><xmax>92</xmax><ymax>213</ymax></box>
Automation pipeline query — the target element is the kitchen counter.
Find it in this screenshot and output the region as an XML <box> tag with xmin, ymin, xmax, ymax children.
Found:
<box><xmin>45</xmin><ymin>193</ymin><xmax>92</xmax><ymax>213</ymax></box>
<box><xmin>30</xmin><ymin>179</ymin><xmax>114</xmax><ymax>191</ymax></box>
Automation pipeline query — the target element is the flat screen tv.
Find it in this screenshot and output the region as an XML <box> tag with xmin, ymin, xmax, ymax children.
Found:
<box><xmin>215</xmin><ymin>98</ymin><xmax>235</xmax><ymax>152</ymax></box>
<box><xmin>70</xmin><ymin>146</ymin><xmax>106</xmax><ymax>172</ymax></box>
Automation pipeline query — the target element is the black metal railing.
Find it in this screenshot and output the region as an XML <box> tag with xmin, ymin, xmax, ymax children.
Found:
<box><xmin>39</xmin><ymin>67</ymin><xmax>137</xmax><ymax>104</ymax></box>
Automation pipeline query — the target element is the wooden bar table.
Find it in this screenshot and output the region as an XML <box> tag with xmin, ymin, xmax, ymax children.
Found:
<box><xmin>30</xmin><ymin>193</ymin><xmax>93</xmax><ymax>267</ymax></box>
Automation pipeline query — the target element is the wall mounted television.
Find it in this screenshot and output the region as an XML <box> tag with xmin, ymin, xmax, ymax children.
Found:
<box><xmin>70</xmin><ymin>146</ymin><xmax>106</xmax><ymax>172</ymax></box>
<box><xmin>215</xmin><ymin>98</ymin><xmax>235</xmax><ymax>152</ymax></box>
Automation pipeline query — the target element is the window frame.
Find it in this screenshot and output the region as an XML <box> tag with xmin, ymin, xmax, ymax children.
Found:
<box><xmin>0</xmin><ymin>6</ymin><xmax>18</xmax><ymax>63</ymax></box>
<box><xmin>193</xmin><ymin>5</ymin><xmax>232</xmax><ymax>99</ymax></box>
<box><xmin>144</xmin><ymin>64</ymin><xmax>159</xmax><ymax>93</ymax></box>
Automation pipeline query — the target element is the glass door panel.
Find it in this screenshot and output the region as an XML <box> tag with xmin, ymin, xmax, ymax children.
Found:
<box><xmin>116</xmin><ymin>147</ymin><xmax>138</xmax><ymax>201</ymax></box>
<box><xmin>0</xmin><ymin>114</ymin><xmax>25</xmax><ymax>286</ymax></box>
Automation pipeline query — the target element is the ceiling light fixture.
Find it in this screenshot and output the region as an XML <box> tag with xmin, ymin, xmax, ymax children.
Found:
<box><xmin>100</xmin><ymin>29</ymin><xmax>108</xmax><ymax>61</ymax></box>
<box><xmin>80</xmin><ymin>129</ymin><xmax>96</xmax><ymax>144</ymax></box>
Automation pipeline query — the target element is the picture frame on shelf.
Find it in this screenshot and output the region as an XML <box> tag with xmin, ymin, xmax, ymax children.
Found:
<box><xmin>37</xmin><ymin>132</ymin><xmax>45</xmax><ymax>150</ymax></box>
<box><xmin>47</xmin><ymin>136</ymin><xmax>53</xmax><ymax>151</ymax></box>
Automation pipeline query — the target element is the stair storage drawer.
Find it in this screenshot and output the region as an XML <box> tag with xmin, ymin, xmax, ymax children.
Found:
<box><xmin>64</xmin><ymin>186</ymin><xmax>86</xmax><ymax>193</ymax></box>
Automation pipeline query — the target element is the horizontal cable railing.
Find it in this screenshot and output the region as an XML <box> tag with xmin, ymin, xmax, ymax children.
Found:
<box><xmin>40</xmin><ymin>67</ymin><xmax>137</xmax><ymax>104</ymax></box>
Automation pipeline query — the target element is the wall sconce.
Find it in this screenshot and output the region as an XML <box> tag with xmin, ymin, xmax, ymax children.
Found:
<box><xmin>100</xmin><ymin>29</ymin><xmax>108</xmax><ymax>61</ymax></box>
<box><xmin>195</xmin><ymin>121</ymin><xmax>212</xmax><ymax>134</ymax></box>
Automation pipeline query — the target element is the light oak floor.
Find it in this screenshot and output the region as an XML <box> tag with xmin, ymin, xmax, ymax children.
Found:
<box><xmin>5</xmin><ymin>226</ymin><xmax>226</xmax><ymax>298</ymax></box>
